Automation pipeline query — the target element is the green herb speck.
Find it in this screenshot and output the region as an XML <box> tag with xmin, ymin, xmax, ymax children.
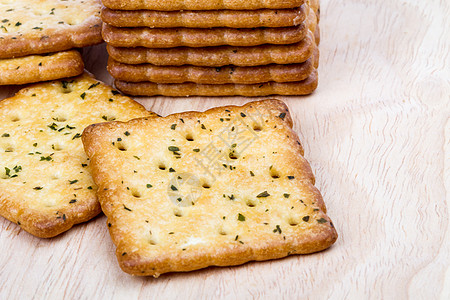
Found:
<box><xmin>72</xmin><ymin>133</ymin><xmax>81</xmax><ymax>140</ymax></box>
<box><xmin>273</xmin><ymin>225</ymin><xmax>282</xmax><ymax>234</ymax></box>
<box><xmin>257</xmin><ymin>191</ymin><xmax>270</xmax><ymax>198</ymax></box>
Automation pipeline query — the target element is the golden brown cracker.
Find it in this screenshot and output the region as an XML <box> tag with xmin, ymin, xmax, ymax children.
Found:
<box><xmin>101</xmin><ymin>6</ymin><xmax>307</xmax><ymax>28</ymax></box>
<box><xmin>0</xmin><ymin>50</ymin><xmax>84</xmax><ymax>85</ymax></box>
<box><xmin>82</xmin><ymin>99</ymin><xmax>337</xmax><ymax>276</ymax></box>
<box><xmin>102</xmin><ymin>22</ymin><xmax>308</xmax><ymax>48</ymax></box>
<box><xmin>106</xmin><ymin>31</ymin><xmax>315</xmax><ymax>67</ymax></box>
<box><xmin>107</xmin><ymin>50</ymin><xmax>316</xmax><ymax>84</ymax></box>
<box><xmin>0</xmin><ymin>72</ymin><xmax>154</xmax><ymax>238</ymax></box>
<box><xmin>114</xmin><ymin>69</ymin><xmax>318</xmax><ymax>96</ymax></box>
<box><xmin>0</xmin><ymin>0</ymin><xmax>102</xmax><ymax>58</ymax></box>
<box><xmin>101</xmin><ymin>0</ymin><xmax>305</xmax><ymax>11</ymax></box>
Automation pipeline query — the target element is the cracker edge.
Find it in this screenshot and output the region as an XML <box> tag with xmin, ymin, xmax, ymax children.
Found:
<box><xmin>101</xmin><ymin>0</ymin><xmax>305</xmax><ymax>10</ymax></box>
<box><xmin>0</xmin><ymin>50</ymin><xmax>84</xmax><ymax>85</ymax></box>
<box><xmin>100</xmin><ymin>6</ymin><xmax>307</xmax><ymax>28</ymax></box>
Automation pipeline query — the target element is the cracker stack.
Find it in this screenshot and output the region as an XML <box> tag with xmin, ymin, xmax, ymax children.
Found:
<box><xmin>0</xmin><ymin>0</ymin><xmax>103</xmax><ymax>85</ymax></box>
<box><xmin>101</xmin><ymin>0</ymin><xmax>321</xmax><ymax>96</ymax></box>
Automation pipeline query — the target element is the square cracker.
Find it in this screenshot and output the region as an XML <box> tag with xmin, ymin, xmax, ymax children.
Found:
<box><xmin>0</xmin><ymin>0</ymin><xmax>102</xmax><ymax>58</ymax></box>
<box><xmin>82</xmin><ymin>100</ymin><xmax>337</xmax><ymax>276</ymax></box>
<box><xmin>0</xmin><ymin>50</ymin><xmax>84</xmax><ymax>85</ymax></box>
<box><xmin>0</xmin><ymin>72</ymin><xmax>155</xmax><ymax>238</ymax></box>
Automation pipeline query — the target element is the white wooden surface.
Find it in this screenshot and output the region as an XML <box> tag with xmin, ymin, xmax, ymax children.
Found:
<box><xmin>1</xmin><ymin>0</ymin><xmax>449</xmax><ymax>299</ymax></box>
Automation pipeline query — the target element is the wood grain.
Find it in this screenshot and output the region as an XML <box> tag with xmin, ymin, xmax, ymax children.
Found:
<box><xmin>1</xmin><ymin>0</ymin><xmax>449</xmax><ymax>298</ymax></box>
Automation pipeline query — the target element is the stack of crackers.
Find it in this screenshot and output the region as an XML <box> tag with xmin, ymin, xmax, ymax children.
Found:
<box><xmin>101</xmin><ymin>0</ymin><xmax>321</xmax><ymax>96</ymax></box>
<box><xmin>0</xmin><ymin>0</ymin><xmax>103</xmax><ymax>85</ymax></box>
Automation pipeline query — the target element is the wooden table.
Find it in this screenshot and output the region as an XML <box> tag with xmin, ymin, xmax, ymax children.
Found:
<box><xmin>1</xmin><ymin>0</ymin><xmax>449</xmax><ymax>298</ymax></box>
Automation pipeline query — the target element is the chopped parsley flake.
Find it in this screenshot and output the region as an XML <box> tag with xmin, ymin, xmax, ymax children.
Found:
<box><xmin>48</xmin><ymin>123</ymin><xmax>58</xmax><ymax>130</ymax></box>
<box><xmin>273</xmin><ymin>225</ymin><xmax>282</xmax><ymax>234</ymax></box>
<box><xmin>237</xmin><ymin>213</ymin><xmax>246</xmax><ymax>221</ymax></box>
<box><xmin>88</xmin><ymin>82</ymin><xmax>100</xmax><ymax>89</ymax></box>
<box><xmin>317</xmin><ymin>218</ymin><xmax>327</xmax><ymax>224</ymax></box>
<box><xmin>72</xmin><ymin>133</ymin><xmax>81</xmax><ymax>140</ymax></box>
<box><xmin>257</xmin><ymin>191</ymin><xmax>270</xmax><ymax>198</ymax></box>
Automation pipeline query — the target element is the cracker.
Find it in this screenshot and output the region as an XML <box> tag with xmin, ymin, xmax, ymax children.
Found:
<box><xmin>0</xmin><ymin>50</ymin><xmax>83</xmax><ymax>85</ymax></box>
<box><xmin>0</xmin><ymin>0</ymin><xmax>102</xmax><ymax>58</ymax></box>
<box><xmin>102</xmin><ymin>23</ymin><xmax>308</xmax><ymax>48</ymax></box>
<box><xmin>101</xmin><ymin>0</ymin><xmax>305</xmax><ymax>11</ymax></box>
<box><xmin>114</xmin><ymin>69</ymin><xmax>318</xmax><ymax>96</ymax></box>
<box><xmin>101</xmin><ymin>6</ymin><xmax>307</xmax><ymax>28</ymax></box>
<box><xmin>82</xmin><ymin>99</ymin><xmax>337</xmax><ymax>276</ymax></box>
<box><xmin>106</xmin><ymin>31</ymin><xmax>315</xmax><ymax>67</ymax></box>
<box><xmin>0</xmin><ymin>72</ymin><xmax>154</xmax><ymax>238</ymax></box>
<box><xmin>107</xmin><ymin>48</ymin><xmax>317</xmax><ymax>84</ymax></box>
<box><xmin>314</xmin><ymin>24</ymin><xmax>320</xmax><ymax>45</ymax></box>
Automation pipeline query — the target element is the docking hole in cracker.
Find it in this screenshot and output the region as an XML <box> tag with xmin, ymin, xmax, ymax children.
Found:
<box><xmin>82</xmin><ymin>99</ymin><xmax>337</xmax><ymax>277</ymax></box>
